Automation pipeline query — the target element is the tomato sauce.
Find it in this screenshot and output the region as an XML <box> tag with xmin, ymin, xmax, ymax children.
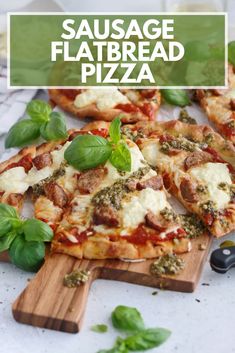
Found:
<box><xmin>115</xmin><ymin>103</ymin><xmax>140</xmax><ymax>114</ymax></box>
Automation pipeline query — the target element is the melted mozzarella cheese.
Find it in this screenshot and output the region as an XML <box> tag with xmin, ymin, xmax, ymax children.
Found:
<box><xmin>141</xmin><ymin>141</ymin><xmax>171</xmax><ymax>167</ymax></box>
<box><xmin>51</xmin><ymin>141</ymin><xmax>71</xmax><ymax>168</ymax></box>
<box><xmin>190</xmin><ymin>162</ymin><xmax>232</xmax><ymax>209</ymax></box>
<box><xmin>225</xmin><ymin>89</ymin><xmax>235</xmax><ymax>99</ymax></box>
<box><xmin>122</xmin><ymin>188</ymin><xmax>170</xmax><ymax>230</ymax></box>
<box><xmin>57</xmin><ymin>166</ymin><xmax>77</xmax><ymax>193</ymax></box>
<box><xmin>74</xmin><ymin>89</ymin><xmax>129</xmax><ymax>111</ymax></box>
<box><xmin>0</xmin><ymin>167</ymin><xmax>28</xmax><ymax>193</ymax></box>
<box><xmin>25</xmin><ymin>166</ymin><xmax>53</xmax><ymax>185</ymax></box>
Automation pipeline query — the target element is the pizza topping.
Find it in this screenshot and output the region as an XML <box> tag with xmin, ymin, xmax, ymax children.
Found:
<box><xmin>3</xmin><ymin>154</ymin><xmax>33</xmax><ymax>174</ymax></box>
<box><xmin>189</xmin><ymin>162</ymin><xmax>232</xmax><ymax>210</ymax></box>
<box><xmin>5</xmin><ymin>193</ymin><xmax>24</xmax><ymax>207</ymax></box>
<box><xmin>77</xmin><ymin>167</ymin><xmax>108</xmax><ymax>194</ymax></box>
<box><xmin>222</xmin><ymin>120</ymin><xmax>235</xmax><ymax>138</ymax></box>
<box><xmin>160</xmin><ymin>135</ymin><xmax>197</xmax><ymax>154</ymax></box>
<box><xmin>180</xmin><ymin>178</ymin><xmax>199</xmax><ymax>203</ymax></box>
<box><xmin>92</xmin><ymin>167</ymin><xmax>150</xmax><ymax>210</ymax></box>
<box><xmin>230</xmin><ymin>99</ymin><xmax>235</xmax><ymax>110</ymax></box>
<box><xmin>33</xmin><ymin>153</ymin><xmax>52</xmax><ymax>170</ymax></box>
<box><xmin>0</xmin><ymin>167</ymin><xmax>29</xmax><ymax>194</ymax></box>
<box><xmin>59</xmin><ymin>89</ymin><xmax>81</xmax><ymax>100</ymax></box>
<box><xmin>44</xmin><ymin>181</ymin><xmax>68</xmax><ymax>208</ymax></box>
<box><xmin>137</xmin><ymin>175</ymin><xmax>163</xmax><ymax>191</ymax></box>
<box><xmin>63</xmin><ymin>269</ymin><xmax>90</xmax><ymax>288</ymax></box>
<box><xmin>74</xmin><ymin>89</ymin><xmax>129</xmax><ymax>111</ymax></box>
<box><xmin>32</xmin><ymin>166</ymin><xmax>66</xmax><ymax>197</ymax></box>
<box><xmin>150</xmin><ymin>254</ymin><xmax>185</xmax><ymax>276</ymax></box>
<box><xmin>178</xmin><ymin>109</ymin><xmax>197</xmax><ymax>125</ymax></box>
<box><xmin>145</xmin><ymin>211</ymin><xmax>176</xmax><ymax>232</ymax></box>
<box><xmin>184</xmin><ymin>151</ymin><xmax>212</xmax><ymax>170</ymax></box>
<box><xmin>140</xmin><ymin>103</ymin><xmax>155</xmax><ymax>120</ymax></box>
<box><xmin>199</xmin><ymin>200</ymin><xmax>217</xmax><ymax>225</ymax></box>
<box><xmin>122</xmin><ymin>188</ymin><xmax>170</xmax><ymax>230</ymax></box>
<box><xmin>93</xmin><ymin>205</ymin><xmax>119</xmax><ymax>227</ymax></box>
<box><xmin>179</xmin><ymin>213</ymin><xmax>206</xmax><ymax>238</ymax></box>
<box><xmin>69</xmin><ymin>128</ymin><xmax>109</xmax><ymax>140</ymax></box>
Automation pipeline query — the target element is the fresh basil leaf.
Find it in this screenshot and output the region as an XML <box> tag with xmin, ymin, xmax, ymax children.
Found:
<box><xmin>228</xmin><ymin>41</ymin><xmax>235</xmax><ymax>67</ymax></box>
<box><xmin>22</xmin><ymin>219</ymin><xmax>53</xmax><ymax>242</ymax></box>
<box><xmin>161</xmin><ymin>89</ymin><xmax>190</xmax><ymax>107</ymax></box>
<box><xmin>112</xmin><ymin>305</ymin><xmax>145</xmax><ymax>333</ymax></box>
<box><xmin>110</xmin><ymin>142</ymin><xmax>131</xmax><ymax>172</ymax></box>
<box><xmin>0</xmin><ymin>231</ymin><xmax>17</xmax><ymax>252</ymax></box>
<box><xmin>9</xmin><ymin>235</ymin><xmax>45</xmax><ymax>272</ymax></box>
<box><xmin>124</xmin><ymin>328</ymin><xmax>171</xmax><ymax>351</ymax></box>
<box><xmin>109</xmin><ymin>117</ymin><xmax>121</xmax><ymax>144</ymax></box>
<box><xmin>0</xmin><ymin>203</ymin><xmax>18</xmax><ymax>218</ymax></box>
<box><xmin>0</xmin><ymin>219</ymin><xmax>12</xmax><ymax>237</ymax></box>
<box><xmin>26</xmin><ymin>99</ymin><xmax>51</xmax><ymax>123</ymax></box>
<box><xmin>40</xmin><ymin>112</ymin><xmax>68</xmax><ymax>141</ymax></box>
<box><xmin>91</xmin><ymin>324</ymin><xmax>108</xmax><ymax>333</ymax></box>
<box><xmin>98</xmin><ymin>340</ymin><xmax>128</xmax><ymax>353</ymax></box>
<box><xmin>65</xmin><ymin>135</ymin><xmax>112</xmax><ymax>171</ymax></box>
<box><xmin>5</xmin><ymin>119</ymin><xmax>40</xmax><ymax>148</ymax></box>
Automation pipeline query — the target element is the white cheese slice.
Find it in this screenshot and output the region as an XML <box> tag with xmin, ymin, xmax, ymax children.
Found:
<box><xmin>141</xmin><ymin>141</ymin><xmax>171</xmax><ymax>167</ymax></box>
<box><xmin>0</xmin><ymin>166</ymin><xmax>28</xmax><ymax>194</ymax></box>
<box><xmin>74</xmin><ymin>89</ymin><xmax>130</xmax><ymax>111</ymax></box>
<box><xmin>189</xmin><ymin>162</ymin><xmax>232</xmax><ymax>209</ymax></box>
<box><xmin>122</xmin><ymin>188</ymin><xmax>170</xmax><ymax>230</ymax></box>
<box><xmin>25</xmin><ymin>166</ymin><xmax>53</xmax><ymax>186</ymax></box>
<box><xmin>51</xmin><ymin>141</ymin><xmax>71</xmax><ymax>168</ymax></box>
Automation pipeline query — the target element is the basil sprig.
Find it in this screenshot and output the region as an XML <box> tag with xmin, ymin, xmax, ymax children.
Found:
<box><xmin>161</xmin><ymin>89</ymin><xmax>190</xmax><ymax>107</ymax></box>
<box><xmin>5</xmin><ymin>100</ymin><xmax>68</xmax><ymax>148</ymax></box>
<box><xmin>65</xmin><ymin>117</ymin><xmax>131</xmax><ymax>172</ymax></box>
<box><xmin>0</xmin><ymin>203</ymin><xmax>53</xmax><ymax>272</ymax></box>
<box><xmin>97</xmin><ymin>305</ymin><xmax>171</xmax><ymax>353</ymax></box>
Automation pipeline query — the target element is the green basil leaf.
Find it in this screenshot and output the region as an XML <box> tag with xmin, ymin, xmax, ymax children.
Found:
<box><xmin>109</xmin><ymin>117</ymin><xmax>121</xmax><ymax>144</ymax></box>
<box><xmin>0</xmin><ymin>231</ymin><xmax>17</xmax><ymax>252</ymax></box>
<box><xmin>22</xmin><ymin>219</ymin><xmax>53</xmax><ymax>242</ymax></box>
<box><xmin>5</xmin><ymin>119</ymin><xmax>40</xmax><ymax>148</ymax></box>
<box><xmin>98</xmin><ymin>340</ymin><xmax>128</xmax><ymax>353</ymax></box>
<box><xmin>228</xmin><ymin>41</ymin><xmax>235</xmax><ymax>67</ymax></box>
<box><xmin>0</xmin><ymin>203</ymin><xmax>18</xmax><ymax>218</ymax></box>
<box><xmin>91</xmin><ymin>324</ymin><xmax>108</xmax><ymax>333</ymax></box>
<box><xmin>26</xmin><ymin>99</ymin><xmax>51</xmax><ymax>123</ymax></box>
<box><xmin>110</xmin><ymin>142</ymin><xmax>131</xmax><ymax>172</ymax></box>
<box><xmin>40</xmin><ymin>112</ymin><xmax>68</xmax><ymax>141</ymax></box>
<box><xmin>65</xmin><ymin>135</ymin><xmax>112</xmax><ymax>171</ymax></box>
<box><xmin>9</xmin><ymin>235</ymin><xmax>45</xmax><ymax>272</ymax></box>
<box><xmin>0</xmin><ymin>219</ymin><xmax>12</xmax><ymax>237</ymax></box>
<box><xmin>161</xmin><ymin>89</ymin><xmax>190</xmax><ymax>107</ymax></box>
<box><xmin>111</xmin><ymin>305</ymin><xmax>145</xmax><ymax>333</ymax></box>
<box><xmin>124</xmin><ymin>328</ymin><xmax>171</xmax><ymax>351</ymax></box>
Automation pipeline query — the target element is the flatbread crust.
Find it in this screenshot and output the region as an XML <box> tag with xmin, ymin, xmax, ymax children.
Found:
<box><xmin>48</xmin><ymin>89</ymin><xmax>161</xmax><ymax>123</ymax></box>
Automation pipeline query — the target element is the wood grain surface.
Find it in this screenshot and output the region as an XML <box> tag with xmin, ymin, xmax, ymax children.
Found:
<box><xmin>7</xmin><ymin>234</ymin><xmax>212</xmax><ymax>333</ymax></box>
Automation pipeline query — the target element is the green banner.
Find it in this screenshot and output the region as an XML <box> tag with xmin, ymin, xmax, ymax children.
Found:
<box><xmin>9</xmin><ymin>14</ymin><xmax>226</xmax><ymax>87</ymax></box>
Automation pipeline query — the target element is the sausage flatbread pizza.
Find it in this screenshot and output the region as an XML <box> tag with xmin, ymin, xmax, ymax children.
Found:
<box><xmin>48</xmin><ymin>88</ymin><xmax>161</xmax><ymax>123</ymax></box>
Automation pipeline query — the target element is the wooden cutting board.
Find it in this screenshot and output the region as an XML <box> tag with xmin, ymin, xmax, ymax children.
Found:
<box><xmin>0</xmin><ymin>234</ymin><xmax>212</xmax><ymax>333</ymax></box>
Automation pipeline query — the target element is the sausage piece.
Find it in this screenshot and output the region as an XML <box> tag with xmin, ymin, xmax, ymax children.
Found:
<box><xmin>93</xmin><ymin>206</ymin><xmax>119</xmax><ymax>227</ymax></box>
<box><xmin>33</xmin><ymin>153</ymin><xmax>52</xmax><ymax>170</ymax></box>
<box><xmin>137</xmin><ymin>175</ymin><xmax>163</xmax><ymax>191</ymax></box>
<box><xmin>44</xmin><ymin>182</ymin><xmax>68</xmax><ymax>208</ymax></box>
<box><xmin>184</xmin><ymin>151</ymin><xmax>212</xmax><ymax>171</ymax></box>
<box><xmin>230</xmin><ymin>99</ymin><xmax>235</xmax><ymax>111</ymax></box>
<box><xmin>77</xmin><ymin>167</ymin><xmax>107</xmax><ymax>194</ymax></box>
<box><xmin>145</xmin><ymin>211</ymin><xmax>167</xmax><ymax>232</ymax></box>
<box><xmin>180</xmin><ymin>179</ymin><xmax>199</xmax><ymax>203</ymax></box>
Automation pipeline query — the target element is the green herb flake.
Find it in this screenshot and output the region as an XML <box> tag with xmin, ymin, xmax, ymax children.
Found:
<box><xmin>63</xmin><ymin>269</ymin><xmax>90</xmax><ymax>288</ymax></box>
<box><xmin>150</xmin><ymin>254</ymin><xmax>185</xmax><ymax>277</ymax></box>
<box><xmin>179</xmin><ymin>213</ymin><xmax>206</xmax><ymax>239</ymax></box>
<box><xmin>178</xmin><ymin>109</ymin><xmax>197</xmax><ymax>125</ymax></box>
<box><xmin>91</xmin><ymin>324</ymin><xmax>108</xmax><ymax>333</ymax></box>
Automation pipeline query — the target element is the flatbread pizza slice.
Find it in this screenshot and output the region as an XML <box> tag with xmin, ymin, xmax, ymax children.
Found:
<box><xmin>51</xmin><ymin>138</ymin><xmax>191</xmax><ymax>260</ymax></box>
<box><xmin>48</xmin><ymin>88</ymin><xmax>161</xmax><ymax>123</ymax></box>
<box><xmin>196</xmin><ymin>64</ymin><xmax>235</xmax><ymax>144</ymax></box>
<box><xmin>121</xmin><ymin>120</ymin><xmax>235</xmax><ymax>237</ymax></box>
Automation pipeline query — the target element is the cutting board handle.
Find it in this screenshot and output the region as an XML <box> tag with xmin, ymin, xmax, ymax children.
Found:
<box><xmin>12</xmin><ymin>254</ymin><xmax>101</xmax><ymax>333</ymax></box>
